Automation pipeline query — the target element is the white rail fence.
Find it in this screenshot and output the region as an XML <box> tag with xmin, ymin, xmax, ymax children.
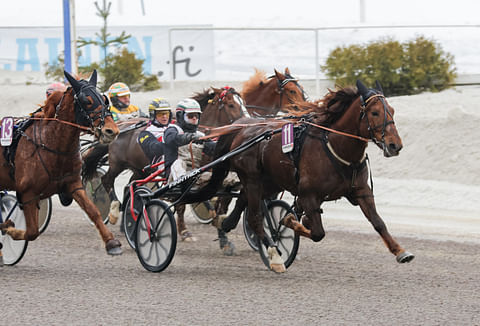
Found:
<box><xmin>168</xmin><ymin>25</ymin><xmax>480</xmax><ymax>96</ymax></box>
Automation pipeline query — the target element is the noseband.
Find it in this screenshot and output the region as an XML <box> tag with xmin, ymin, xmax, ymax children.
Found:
<box><xmin>359</xmin><ymin>93</ymin><xmax>395</xmax><ymax>149</ymax></box>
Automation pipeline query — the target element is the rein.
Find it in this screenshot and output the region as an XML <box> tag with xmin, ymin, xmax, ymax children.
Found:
<box><xmin>28</xmin><ymin>117</ymin><xmax>93</xmax><ymax>132</ymax></box>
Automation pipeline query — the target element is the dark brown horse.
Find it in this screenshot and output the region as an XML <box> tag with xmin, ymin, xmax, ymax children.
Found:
<box><xmin>0</xmin><ymin>70</ymin><xmax>122</xmax><ymax>260</ymax></box>
<box><xmin>241</xmin><ymin>68</ymin><xmax>307</xmax><ymax>117</ymax></box>
<box><xmin>182</xmin><ymin>80</ymin><xmax>414</xmax><ymax>272</ymax></box>
<box><xmin>82</xmin><ymin>86</ymin><xmax>246</xmax><ymax>243</ymax></box>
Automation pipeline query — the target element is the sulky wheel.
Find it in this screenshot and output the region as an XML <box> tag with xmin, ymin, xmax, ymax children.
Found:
<box><xmin>135</xmin><ymin>199</ymin><xmax>177</xmax><ymax>272</ymax></box>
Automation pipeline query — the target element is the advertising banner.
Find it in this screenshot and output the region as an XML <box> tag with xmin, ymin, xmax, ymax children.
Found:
<box><xmin>0</xmin><ymin>25</ymin><xmax>214</xmax><ymax>80</ymax></box>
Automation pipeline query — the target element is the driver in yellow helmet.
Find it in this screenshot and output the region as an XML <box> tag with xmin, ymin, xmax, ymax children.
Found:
<box><xmin>107</xmin><ymin>82</ymin><xmax>140</xmax><ymax>121</ymax></box>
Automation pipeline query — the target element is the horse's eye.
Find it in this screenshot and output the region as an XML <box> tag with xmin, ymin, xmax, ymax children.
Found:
<box><xmin>228</xmin><ymin>104</ymin><xmax>235</xmax><ymax>109</ymax></box>
<box><xmin>289</xmin><ymin>90</ymin><xmax>296</xmax><ymax>95</ymax></box>
<box><xmin>371</xmin><ymin>111</ymin><xmax>380</xmax><ymax>117</ymax></box>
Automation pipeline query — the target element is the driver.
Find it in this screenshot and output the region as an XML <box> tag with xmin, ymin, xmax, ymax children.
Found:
<box><xmin>107</xmin><ymin>82</ymin><xmax>140</xmax><ymax>121</ymax></box>
<box><xmin>137</xmin><ymin>97</ymin><xmax>173</xmax><ymax>171</ymax></box>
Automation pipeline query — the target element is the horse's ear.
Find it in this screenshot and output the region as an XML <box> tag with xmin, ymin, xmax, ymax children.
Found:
<box><xmin>274</xmin><ymin>69</ymin><xmax>284</xmax><ymax>80</ymax></box>
<box><xmin>89</xmin><ymin>69</ymin><xmax>98</xmax><ymax>87</ymax></box>
<box><xmin>356</xmin><ymin>80</ymin><xmax>369</xmax><ymax>97</ymax></box>
<box><xmin>103</xmin><ymin>94</ymin><xmax>110</xmax><ymax>106</ymax></box>
<box><xmin>375</xmin><ymin>80</ymin><xmax>384</xmax><ymax>94</ymax></box>
<box><xmin>285</xmin><ymin>67</ymin><xmax>291</xmax><ymax>76</ymax></box>
<box><xmin>211</xmin><ymin>87</ymin><xmax>221</xmax><ymax>94</ymax></box>
<box><xmin>64</xmin><ymin>70</ymin><xmax>81</xmax><ymax>93</ymax></box>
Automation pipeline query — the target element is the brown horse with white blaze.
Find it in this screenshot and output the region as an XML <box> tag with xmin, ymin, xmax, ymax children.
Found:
<box><xmin>182</xmin><ymin>80</ymin><xmax>414</xmax><ymax>272</ymax></box>
<box><xmin>0</xmin><ymin>70</ymin><xmax>122</xmax><ymax>259</ymax></box>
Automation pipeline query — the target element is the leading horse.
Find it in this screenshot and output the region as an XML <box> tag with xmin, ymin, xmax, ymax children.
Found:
<box><xmin>81</xmin><ymin>86</ymin><xmax>246</xmax><ymax>244</ymax></box>
<box><xmin>182</xmin><ymin>80</ymin><xmax>414</xmax><ymax>272</ymax></box>
<box><xmin>0</xmin><ymin>70</ymin><xmax>122</xmax><ymax>262</ymax></box>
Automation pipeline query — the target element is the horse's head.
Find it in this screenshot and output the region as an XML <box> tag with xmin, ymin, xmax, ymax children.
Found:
<box><xmin>356</xmin><ymin>80</ymin><xmax>402</xmax><ymax>157</ymax></box>
<box><xmin>64</xmin><ymin>70</ymin><xmax>119</xmax><ymax>143</ymax></box>
<box><xmin>199</xmin><ymin>86</ymin><xmax>246</xmax><ymax>127</ymax></box>
<box><xmin>241</xmin><ymin>68</ymin><xmax>307</xmax><ymax>116</ymax></box>
<box><xmin>273</xmin><ymin>68</ymin><xmax>308</xmax><ymax>108</ymax></box>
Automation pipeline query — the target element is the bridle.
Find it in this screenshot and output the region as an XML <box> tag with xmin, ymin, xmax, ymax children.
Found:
<box><xmin>245</xmin><ymin>74</ymin><xmax>308</xmax><ymax>116</ymax></box>
<box><xmin>359</xmin><ymin>91</ymin><xmax>395</xmax><ymax>151</ymax></box>
<box><xmin>71</xmin><ymin>83</ymin><xmax>112</xmax><ymax>134</ymax></box>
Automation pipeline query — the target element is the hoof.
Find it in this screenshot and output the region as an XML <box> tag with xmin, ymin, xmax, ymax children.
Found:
<box><xmin>279</xmin><ymin>213</ymin><xmax>295</xmax><ymax>228</ymax></box>
<box><xmin>268</xmin><ymin>247</ymin><xmax>286</xmax><ymax>273</ymax></box>
<box><xmin>396</xmin><ymin>251</ymin><xmax>415</xmax><ymax>263</ymax></box>
<box><xmin>180</xmin><ymin>230</ymin><xmax>197</xmax><ymax>242</ymax></box>
<box><xmin>222</xmin><ymin>241</ymin><xmax>236</xmax><ymax>256</ymax></box>
<box><xmin>106</xmin><ymin>239</ymin><xmax>122</xmax><ymax>256</ymax></box>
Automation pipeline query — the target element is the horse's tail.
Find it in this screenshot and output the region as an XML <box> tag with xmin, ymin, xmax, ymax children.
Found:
<box><xmin>81</xmin><ymin>143</ymin><xmax>109</xmax><ymax>180</ymax></box>
<box><xmin>179</xmin><ymin>132</ymin><xmax>236</xmax><ymax>204</ymax></box>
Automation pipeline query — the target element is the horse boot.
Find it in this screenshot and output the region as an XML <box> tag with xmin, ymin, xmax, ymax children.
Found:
<box><xmin>58</xmin><ymin>192</ymin><xmax>73</xmax><ymax>206</ymax></box>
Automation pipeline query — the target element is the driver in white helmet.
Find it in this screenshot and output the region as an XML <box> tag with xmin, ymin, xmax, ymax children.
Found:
<box><xmin>163</xmin><ymin>98</ymin><xmax>214</xmax><ymax>182</ymax></box>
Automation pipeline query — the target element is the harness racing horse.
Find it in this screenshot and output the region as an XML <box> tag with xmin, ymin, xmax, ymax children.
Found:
<box><xmin>0</xmin><ymin>70</ymin><xmax>122</xmax><ymax>261</ymax></box>
<box><xmin>181</xmin><ymin>80</ymin><xmax>415</xmax><ymax>273</ymax></box>
<box><xmin>81</xmin><ymin>86</ymin><xmax>245</xmax><ymax>247</ymax></box>
<box><xmin>241</xmin><ymin>68</ymin><xmax>307</xmax><ymax>117</ymax></box>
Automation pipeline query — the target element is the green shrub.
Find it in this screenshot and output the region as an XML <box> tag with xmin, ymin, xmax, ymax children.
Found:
<box><xmin>99</xmin><ymin>48</ymin><xmax>143</xmax><ymax>91</ymax></box>
<box><xmin>321</xmin><ymin>36</ymin><xmax>457</xmax><ymax>96</ymax></box>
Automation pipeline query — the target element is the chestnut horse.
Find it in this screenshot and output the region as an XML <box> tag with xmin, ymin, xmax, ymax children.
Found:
<box><xmin>182</xmin><ymin>80</ymin><xmax>414</xmax><ymax>272</ymax></box>
<box><xmin>0</xmin><ymin>70</ymin><xmax>121</xmax><ymax>261</ymax></box>
<box><xmin>241</xmin><ymin>68</ymin><xmax>307</xmax><ymax>117</ymax></box>
<box><xmin>81</xmin><ymin>86</ymin><xmax>245</xmax><ymax>244</ymax></box>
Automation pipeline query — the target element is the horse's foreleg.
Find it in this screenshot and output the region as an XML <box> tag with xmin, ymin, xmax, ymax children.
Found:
<box><xmin>356</xmin><ymin>193</ymin><xmax>414</xmax><ymax>263</ymax></box>
<box><xmin>294</xmin><ymin>196</ymin><xmax>325</xmax><ymax>242</ymax></box>
<box><xmin>69</xmin><ymin>182</ymin><xmax>122</xmax><ymax>255</ymax></box>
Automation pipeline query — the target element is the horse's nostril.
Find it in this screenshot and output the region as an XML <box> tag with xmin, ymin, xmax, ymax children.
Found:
<box><xmin>103</xmin><ymin>128</ymin><xmax>115</xmax><ymax>136</ymax></box>
<box><xmin>389</xmin><ymin>143</ymin><xmax>402</xmax><ymax>153</ymax></box>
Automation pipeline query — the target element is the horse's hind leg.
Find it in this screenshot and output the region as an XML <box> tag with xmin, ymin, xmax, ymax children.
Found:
<box><xmin>68</xmin><ymin>181</ymin><xmax>122</xmax><ymax>255</ymax></box>
<box><xmin>245</xmin><ymin>183</ymin><xmax>286</xmax><ymax>273</ymax></box>
<box><xmin>175</xmin><ymin>204</ymin><xmax>197</xmax><ymax>242</ymax></box>
<box><xmin>356</xmin><ymin>193</ymin><xmax>414</xmax><ymax>263</ymax></box>
<box><xmin>3</xmin><ymin>199</ymin><xmax>39</xmax><ymax>241</ymax></box>
<box><xmin>101</xmin><ymin>164</ymin><xmax>124</xmax><ymax>225</ymax></box>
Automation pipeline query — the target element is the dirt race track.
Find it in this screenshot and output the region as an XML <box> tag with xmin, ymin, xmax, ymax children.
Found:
<box><xmin>1</xmin><ymin>198</ymin><xmax>479</xmax><ymax>326</ymax></box>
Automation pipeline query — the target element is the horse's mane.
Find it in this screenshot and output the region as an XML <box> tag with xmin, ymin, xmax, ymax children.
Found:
<box><xmin>241</xmin><ymin>69</ymin><xmax>268</xmax><ymax>98</ymax></box>
<box><xmin>192</xmin><ymin>89</ymin><xmax>216</xmax><ymax>111</ymax></box>
<box><xmin>41</xmin><ymin>90</ymin><xmax>66</xmax><ymax>118</ymax></box>
<box><xmin>284</xmin><ymin>86</ymin><xmax>359</xmax><ymax>125</ymax></box>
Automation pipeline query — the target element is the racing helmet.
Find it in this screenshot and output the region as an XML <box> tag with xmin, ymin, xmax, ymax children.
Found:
<box><xmin>175</xmin><ymin>98</ymin><xmax>202</xmax><ymax>132</ymax></box>
<box><xmin>46</xmin><ymin>82</ymin><xmax>67</xmax><ymax>98</ymax></box>
<box><xmin>108</xmin><ymin>82</ymin><xmax>130</xmax><ymax>109</ymax></box>
<box><xmin>148</xmin><ymin>97</ymin><xmax>173</xmax><ymax>123</ymax></box>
